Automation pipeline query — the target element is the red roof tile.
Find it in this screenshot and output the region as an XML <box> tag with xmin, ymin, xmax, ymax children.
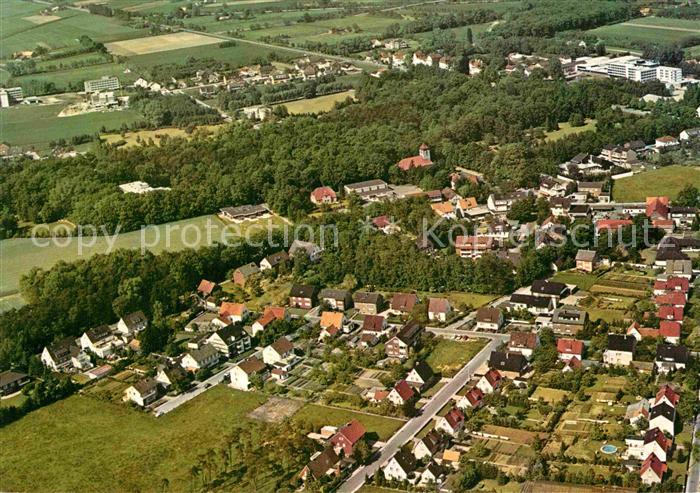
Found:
<box><xmin>557</xmin><ymin>338</ymin><xmax>584</xmax><ymax>356</ymax></box>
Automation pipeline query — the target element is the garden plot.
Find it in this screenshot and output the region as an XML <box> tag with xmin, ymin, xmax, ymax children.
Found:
<box><xmin>247</xmin><ymin>397</ymin><xmax>303</xmax><ymax>423</ymax></box>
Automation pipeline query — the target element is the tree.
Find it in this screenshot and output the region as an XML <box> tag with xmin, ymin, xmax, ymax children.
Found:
<box><xmin>466</xmin><ymin>27</ymin><xmax>473</xmax><ymax>45</ymax></box>
<box><xmin>675</xmin><ymin>184</ymin><xmax>699</xmax><ymax>208</ymax></box>
<box><xmin>568</xmin><ymin>113</ymin><xmax>585</xmax><ymax>127</ymax></box>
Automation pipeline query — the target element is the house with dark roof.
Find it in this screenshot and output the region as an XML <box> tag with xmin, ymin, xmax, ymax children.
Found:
<box><xmin>383</xmin><ymin>449</ymin><xmax>417</xmax><ymax>482</ymax></box>
<box><xmin>508</xmin><ymin>332</ymin><xmax>539</xmax><ymax>359</ymax></box>
<box><xmin>41</xmin><ymin>337</ymin><xmax>80</xmax><ymax>371</ymax></box>
<box><xmin>124</xmin><ymin>377</ymin><xmax>159</xmax><ymax>407</ymax></box>
<box><xmin>206</xmin><ymin>323</ymin><xmax>251</xmax><ymax>357</ymax></box>
<box><xmin>412</xmin><ymin>430</ymin><xmax>446</xmax><ymax>461</ymax></box>
<box><xmin>300</xmin><ymin>448</ymin><xmax>340</xmax><ymax>481</ymax></box>
<box><xmin>319</xmin><ymin>288</ymin><xmax>352</xmax><ymax>311</ymax></box>
<box><xmin>655</xmin><ymin>344</ymin><xmax>689</xmax><ymax>374</ymax></box>
<box><xmin>507</xmin><ymin>293</ymin><xmax>554</xmax><ymax>315</ymax></box>
<box><xmin>353</xmin><ymin>291</ymin><xmax>383</xmax><ymax>315</ymax></box>
<box><xmin>259</xmin><ymin>251</ymin><xmax>289</xmax><ymax>271</ymax></box>
<box><xmin>427</xmin><ymin>297</ymin><xmax>451</xmax><ymax>322</ymax></box>
<box><xmin>117</xmin><ymin>311</ymin><xmax>148</xmax><ymax>337</ymax></box>
<box><xmin>405</xmin><ymin>361</ymin><xmax>434</xmax><ymax>391</ymax></box>
<box><xmin>488</xmin><ymin>351</ymin><xmax>529</xmax><ymax>379</ymax></box>
<box><xmin>229</xmin><ymin>356</ymin><xmax>268</xmax><ymax>391</ymax></box>
<box><xmin>475</xmin><ymin>307</ymin><xmax>504</xmax><ymax>331</ymax></box>
<box><xmin>390</xmin><ymin>293</ymin><xmax>419</xmax><ymax>314</ymax></box>
<box><xmin>575</xmin><ymin>249</ymin><xmax>598</xmax><ymax>273</ymax></box>
<box><xmin>0</xmin><ymin>370</ymin><xmax>29</xmax><ymax>396</ymax></box>
<box><xmin>603</xmin><ymin>334</ymin><xmax>636</xmax><ymax>367</ymax></box>
<box><xmin>649</xmin><ymin>402</ymin><xmax>676</xmax><ymax>437</ymax></box>
<box><xmin>552</xmin><ymin>305</ymin><xmax>587</xmax><ymax>335</ymax></box>
<box><xmin>643</xmin><ymin>427</ymin><xmax>671</xmax><ymax>463</ymax></box>
<box><xmin>180</xmin><ymin>344</ymin><xmax>220</xmax><ymax>372</ymax></box>
<box><xmin>531</xmin><ymin>280</ymin><xmax>568</xmax><ymax>301</ymax></box>
<box><xmin>385</xmin><ymin>320</ymin><xmax>423</xmax><ymax>360</ymax></box>
<box><xmin>289</xmin><ymin>284</ymin><xmax>316</xmax><ymax>309</ymax></box>
<box><xmin>262</xmin><ymin>336</ymin><xmax>295</xmax><ymax>366</ymax></box>
<box><xmin>233</xmin><ymin>262</ymin><xmax>260</xmax><ymax>286</ymax></box>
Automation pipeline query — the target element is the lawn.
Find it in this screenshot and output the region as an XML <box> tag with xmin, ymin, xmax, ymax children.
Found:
<box><xmin>292</xmin><ymin>403</ymin><xmax>403</xmax><ymax>441</ymax></box>
<box><xmin>0</xmin><ymin>386</ymin><xmax>268</xmax><ymax>492</ymax></box>
<box><xmin>425</xmin><ymin>338</ymin><xmax>487</xmax><ymax>377</ymax></box>
<box><xmin>275</xmin><ymin>90</ymin><xmax>356</xmax><ymax>115</ymax></box>
<box><xmin>552</xmin><ymin>271</ymin><xmax>599</xmax><ymax>291</ymax></box>
<box><xmin>0</xmin><ymin>392</ymin><xmax>27</xmax><ymax>408</ymax></box>
<box><xmin>1</xmin><ymin>103</ymin><xmax>143</xmax><ymax>150</ymax></box>
<box><xmin>612</xmin><ymin>165</ymin><xmax>700</xmax><ymax>202</ymax></box>
<box><xmin>530</xmin><ymin>387</ymin><xmax>568</xmax><ymax>405</ymax></box>
<box><xmin>544</xmin><ymin>119</ymin><xmax>597</xmax><ymax>142</ymax></box>
<box><xmin>0</xmin><ymin>214</ymin><xmax>288</xmax><ymax>297</ymax></box>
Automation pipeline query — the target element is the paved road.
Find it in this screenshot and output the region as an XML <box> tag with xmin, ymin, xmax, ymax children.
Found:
<box><xmin>687</xmin><ymin>410</ymin><xmax>700</xmax><ymax>493</ymax></box>
<box><xmin>338</xmin><ymin>335</ymin><xmax>502</xmax><ymax>492</ymax></box>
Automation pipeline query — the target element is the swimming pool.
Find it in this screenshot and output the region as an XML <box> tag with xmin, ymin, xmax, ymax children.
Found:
<box><xmin>600</xmin><ymin>444</ymin><xmax>618</xmax><ymax>454</ymax></box>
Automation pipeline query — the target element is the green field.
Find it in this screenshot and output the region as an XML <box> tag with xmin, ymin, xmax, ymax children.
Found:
<box><xmin>1</xmin><ymin>2</ymin><xmax>148</xmax><ymax>59</ymax></box>
<box><xmin>292</xmin><ymin>403</ymin><xmax>403</xmax><ymax>441</ymax></box>
<box><xmin>0</xmin><ymin>386</ymin><xmax>271</xmax><ymax>492</ymax></box>
<box><xmin>0</xmin><ymin>103</ymin><xmax>143</xmax><ymax>150</ymax></box>
<box><xmin>425</xmin><ymin>338</ymin><xmax>487</xmax><ymax>377</ymax></box>
<box><xmin>10</xmin><ymin>61</ymin><xmax>137</xmax><ymax>94</ymax></box>
<box><xmin>275</xmin><ymin>90</ymin><xmax>356</xmax><ymax>114</ymax></box>
<box><xmin>552</xmin><ymin>271</ymin><xmax>599</xmax><ymax>291</ymax></box>
<box><xmin>0</xmin><ymin>214</ymin><xmax>288</xmax><ymax>297</ymax></box>
<box><xmin>589</xmin><ymin>17</ymin><xmax>700</xmax><ymax>49</ymax></box>
<box><xmin>612</xmin><ymin>165</ymin><xmax>700</xmax><ymax>202</ymax></box>
<box><xmin>545</xmin><ymin>119</ymin><xmax>597</xmax><ymax>142</ymax></box>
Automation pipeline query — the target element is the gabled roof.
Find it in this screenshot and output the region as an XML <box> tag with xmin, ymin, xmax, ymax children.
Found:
<box><xmin>319</xmin><ymin>288</ymin><xmax>350</xmax><ymax>301</ymax></box>
<box><xmin>306</xmin><ymin>447</ymin><xmax>339</xmax><ymax>480</ymax></box>
<box><xmin>395</xmin><ymin>320</ymin><xmax>422</xmax><ymax>345</ymax></box>
<box><xmin>640</xmin><ymin>453</ymin><xmax>667</xmax><ymax>479</ymax></box>
<box><xmin>531</xmin><ymin>279</ymin><xmax>567</xmax><ymax>296</ymax></box>
<box><xmin>353</xmin><ymin>291</ymin><xmax>382</xmax><ymax>305</ymax></box>
<box><xmin>649</xmin><ymin>401</ymin><xmax>676</xmax><ymax>422</ymax></box>
<box><xmin>476</xmin><ymin>306</ymin><xmax>502</xmax><ymax>323</ymax></box>
<box><xmin>197</xmin><ymin>279</ymin><xmax>216</xmax><ymax>295</ymax></box>
<box><xmin>310</xmin><ymin>186</ymin><xmax>336</xmax><ymax>202</ymax></box>
<box><xmin>84</xmin><ymin>325</ymin><xmax>112</xmax><ymax>344</ymax></box>
<box><xmin>362</xmin><ymin>315</ymin><xmax>386</xmax><ymax>332</ymax></box>
<box><xmin>428</xmin><ymin>297</ymin><xmax>450</xmax><ymax>314</ymax></box>
<box><xmin>391</xmin><ymin>293</ymin><xmax>418</xmax><ymax>312</ymax></box>
<box><xmin>237</xmin><ymin>356</ymin><xmax>266</xmax><ymax>375</ymax></box>
<box><xmin>214</xmin><ymin>323</ymin><xmax>247</xmax><ymax>343</ymax></box>
<box><xmin>121</xmin><ymin>310</ymin><xmax>147</xmax><ymax>330</ymax></box>
<box><xmin>482</xmin><ymin>369</ymin><xmax>502</xmax><ymax>387</ymax></box>
<box><xmin>255</xmin><ymin>306</ymin><xmax>286</xmax><ymax>328</ymax></box>
<box><xmin>657</xmin><ymin>305</ymin><xmax>684</xmax><ymax>321</ymax></box>
<box><xmin>656</xmin><ymin>343</ymin><xmax>689</xmax><ymax>364</ymax></box>
<box><xmin>607</xmin><ymin>334</ymin><xmax>637</xmax><ymax>353</ymax></box>
<box><xmin>557</xmin><ymin>338</ymin><xmax>584</xmax><ymax>355</ymax></box>
<box><xmin>270</xmin><ymin>336</ymin><xmax>294</xmax><ymax>355</ymax></box>
<box><xmin>290</xmin><ymin>284</ymin><xmax>316</xmax><ymax>299</ymax></box>
<box><xmin>235</xmin><ymin>262</ymin><xmax>260</xmax><ymax>277</ymax></box>
<box><xmin>509</xmin><ymin>331</ymin><xmax>538</xmax><ymax>349</ymax></box>
<box><xmin>464</xmin><ymin>386</ymin><xmax>484</xmax><ymax>406</ymax></box>
<box><xmin>489</xmin><ymin>351</ymin><xmax>528</xmax><ymax>373</ymax></box>
<box><xmin>643</xmin><ymin>427</ymin><xmax>670</xmax><ymax>450</ymax></box>
<box><xmin>575</xmin><ymin>249</ymin><xmax>597</xmax><ymax>262</ymax></box>
<box><xmin>390</xmin><ymin>450</ymin><xmax>417</xmax><ymax>473</ymax></box>
<box><xmin>510</xmin><ymin>293</ymin><xmax>552</xmax><ymax>309</ymax></box>
<box><xmin>336</xmin><ymin>419</ymin><xmax>366</xmax><ymax>445</ymax></box>
<box><xmin>408</xmin><ymin>361</ymin><xmax>433</xmax><ymax>382</ymax></box>
<box><xmin>443</xmin><ymin>407</ymin><xmax>465</xmax><ymax>429</ymax></box>
<box><xmin>132</xmin><ymin>377</ymin><xmax>158</xmax><ymax>395</ymax></box>
<box><xmin>187</xmin><ymin>344</ymin><xmax>218</xmax><ymax>363</ymax></box>
<box><xmin>320</xmin><ymin>311</ymin><xmax>344</xmax><ymax>330</ymax></box>
<box><xmin>219</xmin><ymin>302</ymin><xmax>246</xmax><ymax>318</ymax></box>
<box><xmin>0</xmin><ymin>370</ymin><xmax>28</xmax><ymax>387</ymax></box>
<box><xmin>654</xmin><ymin>291</ymin><xmax>686</xmax><ymax>307</ymax></box>
<box><xmin>417</xmin><ymin>430</ymin><xmax>444</xmax><ymax>455</ymax></box>
<box><xmin>262</xmin><ymin>251</ymin><xmax>289</xmax><ymax>267</ymax></box>
<box><xmin>393</xmin><ymin>379</ymin><xmax>415</xmax><ymax>402</ymax></box>
<box><xmin>659</xmin><ymin>321</ymin><xmax>681</xmax><ymax>339</ymax></box>
<box><xmin>655</xmin><ymin>384</ymin><xmax>680</xmax><ymax>407</ymax></box>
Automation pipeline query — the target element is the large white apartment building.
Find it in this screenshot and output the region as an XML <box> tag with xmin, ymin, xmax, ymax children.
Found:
<box><xmin>576</xmin><ymin>56</ymin><xmax>682</xmax><ymax>85</ymax></box>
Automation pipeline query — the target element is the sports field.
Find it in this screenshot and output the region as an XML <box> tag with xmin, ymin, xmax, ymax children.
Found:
<box><xmin>589</xmin><ymin>17</ymin><xmax>700</xmax><ymax>50</ymax></box>
<box><xmin>0</xmin><ymin>387</ymin><xmax>271</xmax><ymax>492</ymax></box>
<box><xmin>0</xmin><ymin>103</ymin><xmax>143</xmax><ymax>150</ymax></box>
<box><xmin>612</xmin><ymin>165</ymin><xmax>700</xmax><ymax>202</ymax></box>
<box><xmin>105</xmin><ymin>32</ymin><xmax>222</xmax><ymax>56</ymax></box>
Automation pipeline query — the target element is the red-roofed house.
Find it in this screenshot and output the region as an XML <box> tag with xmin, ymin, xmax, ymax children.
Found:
<box><xmin>388</xmin><ymin>379</ymin><xmax>416</xmax><ymax>406</ymax></box>
<box><xmin>455</xmin><ymin>235</ymin><xmax>494</xmax><ymax>259</ymax></box>
<box><xmin>562</xmin><ymin>356</ymin><xmax>582</xmax><ymax>372</ymax></box>
<box><xmin>310</xmin><ymin>186</ymin><xmax>337</xmax><ymax>205</ymax></box>
<box><xmin>435</xmin><ymin>407</ymin><xmax>465</xmax><ymax>436</ymax></box>
<box><xmin>627</xmin><ymin>321</ymin><xmax>660</xmax><ymax>341</ymax></box>
<box><xmin>197</xmin><ymin>279</ymin><xmax>217</xmax><ymax>296</ymax></box>
<box><xmin>556</xmin><ymin>338</ymin><xmax>584</xmax><ymax>361</ymax></box>
<box><xmin>476</xmin><ymin>369</ymin><xmax>503</xmax><ymax>394</ymax></box>
<box><xmin>659</xmin><ymin>321</ymin><xmax>681</xmax><ymax>344</ymax></box>
<box><xmin>372</xmin><ymin>215</ymin><xmax>399</xmax><ymax>234</ymax></box>
<box><xmin>653</xmin><ymin>277</ymin><xmax>690</xmax><ymax>296</ymax></box>
<box><xmin>428</xmin><ymin>297</ymin><xmax>451</xmax><ymax>322</ymax></box>
<box><xmin>646</xmin><ymin>196</ymin><xmax>669</xmax><ymax>220</ymax></box>
<box><xmin>654</xmin><ymin>384</ymin><xmax>680</xmax><ymax>408</ymax></box>
<box><xmin>330</xmin><ymin>420</ymin><xmax>366</xmax><ymax>456</ymax></box>
<box><xmin>640</xmin><ymin>453</ymin><xmax>666</xmax><ymax>485</ymax></box>
<box><xmin>397</xmin><ymin>144</ymin><xmax>433</xmax><ymax>171</ymax></box>
<box><xmin>457</xmin><ymin>386</ymin><xmax>484</xmax><ymax>409</ymax></box>
<box><xmin>643</xmin><ymin>427</ymin><xmax>671</xmax><ymax>462</ymax></box>
<box><xmin>391</xmin><ymin>293</ymin><xmax>419</xmax><ymax>314</ymax></box>
<box><xmin>219</xmin><ymin>302</ymin><xmax>247</xmax><ymax>323</ymax></box>
<box><xmin>595</xmin><ymin>219</ymin><xmax>633</xmax><ymax>234</ymax></box>
<box><xmin>657</xmin><ymin>305</ymin><xmax>684</xmax><ymax>323</ymax></box>
<box><xmin>251</xmin><ymin>306</ymin><xmax>287</xmax><ymax>335</ymax></box>
<box><xmin>654</xmin><ymin>291</ymin><xmax>687</xmax><ymax>308</ymax></box>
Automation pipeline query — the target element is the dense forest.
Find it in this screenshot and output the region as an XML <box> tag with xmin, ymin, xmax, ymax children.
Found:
<box><xmin>2</xmin><ymin>72</ymin><xmax>698</xmax><ymax>233</ymax></box>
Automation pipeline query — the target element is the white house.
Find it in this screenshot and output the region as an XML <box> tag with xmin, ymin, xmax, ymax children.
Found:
<box><xmin>602</xmin><ymin>334</ymin><xmax>636</xmax><ymax>366</ymax></box>
<box><xmin>229</xmin><ymin>356</ymin><xmax>268</xmax><ymax>391</ymax></box>
<box><xmin>180</xmin><ymin>344</ymin><xmax>219</xmax><ymax>372</ymax></box>
<box><xmin>116</xmin><ymin>311</ymin><xmax>148</xmax><ymax>337</ymax></box>
<box><xmin>476</xmin><ymin>369</ymin><xmax>503</xmax><ymax>395</ymax></box>
<box><xmin>435</xmin><ymin>408</ymin><xmax>465</xmax><ymax>436</ymax></box>
<box><xmin>262</xmin><ymin>336</ymin><xmax>294</xmax><ymax>366</ymax></box>
<box><xmin>383</xmin><ymin>450</ymin><xmax>417</xmax><ymax>482</ymax></box>
<box><xmin>387</xmin><ymin>380</ymin><xmax>415</xmax><ymax>406</ymax></box>
<box><xmin>205</xmin><ymin>324</ymin><xmax>251</xmax><ymax>357</ymax></box>
<box><xmin>427</xmin><ymin>297</ymin><xmax>451</xmax><ymax>322</ymax></box>
<box><xmin>412</xmin><ymin>430</ymin><xmax>444</xmax><ymax>461</ymax></box>
<box><xmin>124</xmin><ymin>377</ymin><xmax>159</xmax><ymax>407</ymax></box>
<box><xmin>475</xmin><ymin>307</ymin><xmax>504</xmax><ymax>331</ymax></box>
<box><xmin>649</xmin><ymin>402</ymin><xmax>675</xmax><ymax>437</ymax></box>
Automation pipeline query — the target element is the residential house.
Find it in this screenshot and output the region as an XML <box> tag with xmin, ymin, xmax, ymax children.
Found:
<box><xmin>655</xmin><ymin>344</ymin><xmax>688</xmax><ymax>374</ymax></box>
<box><xmin>568</xmin><ymin>204</ymin><xmax>591</xmax><ymax>220</ymax></box>
<box><xmin>299</xmin><ymin>448</ymin><xmax>340</xmax><ymax>482</ymax></box>
<box><xmin>654</xmin><ymin>291</ymin><xmax>686</xmax><ymax>309</ymax></box>
<box><xmin>259</xmin><ymin>251</ymin><xmax>289</xmax><ymax>271</ymax></box>
<box><xmin>649</xmin><ymin>402</ymin><xmax>676</xmax><ymax>437</ymax></box>
<box><xmin>625</xmin><ymin>399</ymin><xmax>650</xmax><ymax>427</ymax></box>
<box><xmin>575</xmin><ymin>250</ymin><xmax>598</xmax><ymax>272</ymax></box>
<box><xmin>413</xmin><ymin>430</ymin><xmax>445</xmax><ymax>461</ymax></box>
<box><xmin>180</xmin><ymin>344</ymin><xmax>220</xmax><ymax>372</ymax></box>
<box><xmin>556</xmin><ymin>338</ymin><xmax>584</xmax><ymax>361</ymax></box>
<box><xmin>219</xmin><ymin>302</ymin><xmax>247</xmax><ymax>323</ymax></box>
<box><xmin>441</xmin><ymin>449</ymin><xmax>461</xmax><ymax>469</ymax></box>
<box><xmin>343</xmin><ymin>179</ymin><xmax>392</xmax><ymax>201</ymax></box>
<box><xmin>457</xmin><ymin>386</ymin><xmax>484</xmax><ymax>410</ymax></box>
<box><xmin>289</xmin><ymin>239</ymin><xmax>323</xmax><ymax>262</ymax></box>
<box><xmin>427</xmin><ymin>297</ymin><xmax>451</xmax><ymax>322</ymax></box>
<box><xmin>578</xmin><ymin>181</ymin><xmax>605</xmax><ymax>197</ymax></box>
<box><xmin>385</xmin><ymin>320</ymin><xmax>423</xmax><ymax>360</ymax></box>
<box><xmin>383</xmin><ymin>450</ymin><xmax>417</xmax><ymax>482</ymax></box>
<box><xmin>640</xmin><ymin>453</ymin><xmax>666</xmax><ymax>485</ymax></box>
<box><xmin>657</xmin><ymin>305</ymin><xmax>684</xmax><ymax>324</ymax></box>
<box><xmin>41</xmin><ymin>337</ymin><xmax>79</xmax><ymax>371</ymax></box>
<box><xmin>539</xmin><ymin>176</ymin><xmax>568</xmax><ymax>197</ymax></box>
<box><xmin>361</xmin><ymin>314</ymin><xmax>388</xmax><ymax>339</ymax></box>
<box><xmin>488</xmin><ymin>351</ymin><xmax>529</xmax><ymax>379</ymax></box>
<box><xmin>643</xmin><ymin>427</ymin><xmax>671</xmax><ymax>463</ymax></box>
<box><xmin>117</xmin><ymin>310</ymin><xmax>148</xmax><ymax>337</ymax></box>
<box><xmin>552</xmin><ymin>306</ymin><xmax>587</xmax><ymax>335</ymax></box>
<box><xmin>550</xmin><ymin>197</ymin><xmax>573</xmax><ymax>217</ymax></box>
<box><xmin>654</xmin><ymin>384</ymin><xmax>680</xmax><ymax>409</ymax></box>
<box><xmin>666</xmin><ymin>258</ymin><xmax>693</xmax><ymax>279</ymax></box>
<box><xmin>508</xmin><ymin>294</ymin><xmax>554</xmax><ymax>316</ymax></box>
<box><xmin>431</xmin><ymin>202</ymin><xmax>456</xmax><ymax>220</ymax></box>
<box><xmin>435</xmin><ymin>407</ymin><xmax>465</xmax><ymax>436</ymax></box>
<box><xmin>197</xmin><ymin>279</ymin><xmax>217</xmax><ymax>297</ymax></box>
<box><xmin>319</xmin><ymin>311</ymin><xmax>345</xmax><ymax>340</ymax></box>
<box><xmin>388</xmin><ymin>379</ymin><xmax>415</xmax><ymax>406</ymax></box>
<box><xmin>229</xmin><ymin>356</ymin><xmax>268</xmax><ymax>391</ymax></box>
<box><xmin>475</xmin><ymin>307</ymin><xmax>504</xmax><ymax>331</ymax></box>
<box><xmin>679</xmin><ymin>127</ymin><xmax>700</xmax><ymax>142</ymax></box>
<box><xmin>603</xmin><ymin>334</ymin><xmax>637</xmax><ymax>366</ymax></box>
<box><xmin>206</xmin><ymin>324</ymin><xmax>251</xmax><ymax>357</ymax></box>
<box><xmin>310</xmin><ymin>186</ymin><xmax>337</xmax><ymax>205</ymax></box>
<box><xmin>391</xmin><ymin>293</ymin><xmax>419</xmax><ymax>314</ymax></box>
<box><xmin>155</xmin><ymin>363</ymin><xmax>186</xmax><ymax>389</ymax></box>
<box><xmin>124</xmin><ymin>377</ymin><xmax>159</xmax><ymax>407</ymax></box>
<box><xmin>251</xmin><ymin>306</ymin><xmax>287</xmax><ymax>335</ymax></box>
<box><xmin>508</xmin><ymin>331</ymin><xmax>539</xmax><ymax>359</ymax></box>
<box><xmin>353</xmin><ymin>291</ymin><xmax>383</xmax><ymax>315</ymax></box>
<box><xmin>455</xmin><ymin>235</ymin><xmax>494</xmax><ymax>259</ymax></box>
<box><xmin>319</xmin><ymin>288</ymin><xmax>352</xmax><ymax>311</ymax></box>
<box><xmin>289</xmin><ymin>284</ymin><xmax>316</xmax><ymax>309</ymax></box>
<box><xmin>396</xmin><ymin>144</ymin><xmax>432</xmax><ymax>171</ymax></box>
<box><xmin>405</xmin><ymin>361</ymin><xmax>434</xmax><ymax>391</ymax></box>
<box><xmin>231</xmin><ymin>259</ymin><xmax>261</xmax><ymax>285</ymax></box>
<box><xmin>330</xmin><ymin>419</ymin><xmax>366</xmax><ymax>456</ymax></box>
<box><xmin>595</xmin><ymin>219</ymin><xmax>633</xmax><ymax>235</ymax></box>
<box><xmin>262</xmin><ymin>336</ymin><xmax>295</xmax><ymax>366</ymax></box>
<box><xmin>653</xmin><ymin>276</ymin><xmax>689</xmax><ymax>296</ymax></box>
<box><xmin>669</xmin><ymin>206</ymin><xmax>698</xmax><ymax>228</ymax></box>
<box><xmin>531</xmin><ymin>279</ymin><xmax>568</xmax><ymax>302</ymax></box>
<box><xmin>0</xmin><ymin>371</ymin><xmax>29</xmax><ymax>396</ymax></box>
<box><xmin>476</xmin><ymin>369</ymin><xmax>503</xmax><ymax>395</ymax></box>
<box><xmin>600</xmin><ymin>145</ymin><xmax>638</xmax><ymax>168</ymax></box>
<box><xmin>80</xmin><ymin>325</ymin><xmax>122</xmax><ymax>358</ymax></box>
<box><xmin>655</xmin><ymin>135</ymin><xmax>679</xmax><ymax>151</ymax></box>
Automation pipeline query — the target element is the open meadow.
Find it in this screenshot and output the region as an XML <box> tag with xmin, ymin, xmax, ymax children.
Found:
<box><xmin>588</xmin><ymin>16</ymin><xmax>700</xmax><ymax>51</ymax></box>
<box><xmin>425</xmin><ymin>338</ymin><xmax>487</xmax><ymax>377</ymax></box>
<box><xmin>612</xmin><ymin>165</ymin><xmax>700</xmax><ymax>202</ymax></box>
<box><xmin>275</xmin><ymin>89</ymin><xmax>356</xmax><ymax>114</ymax></box>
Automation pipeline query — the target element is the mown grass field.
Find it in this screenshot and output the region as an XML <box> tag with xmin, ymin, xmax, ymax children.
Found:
<box><xmin>425</xmin><ymin>338</ymin><xmax>487</xmax><ymax>377</ymax></box>
<box><xmin>588</xmin><ymin>17</ymin><xmax>700</xmax><ymax>50</ymax></box>
<box><xmin>102</xmin><ymin>124</ymin><xmax>225</xmax><ymax>148</ymax></box>
<box><xmin>552</xmin><ymin>271</ymin><xmax>599</xmax><ymax>291</ymax></box>
<box><xmin>0</xmin><ymin>214</ymin><xmax>288</xmax><ymax>296</ymax></box>
<box><xmin>292</xmin><ymin>403</ymin><xmax>403</xmax><ymax>441</ymax></box>
<box><xmin>612</xmin><ymin>165</ymin><xmax>700</xmax><ymax>202</ymax></box>
<box><xmin>275</xmin><ymin>90</ymin><xmax>356</xmax><ymax>114</ymax></box>
<box><xmin>0</xmin><ymin>386</ymin><xmax>268</xmax><ymax>493</ymax></box>
<box><xmin>0</xmin><ymin>103</ymin><xmax>143</xmax><ymax>150</ymax></box>
<box><xmin>545</xmin><ymin>119</ymin><xmax>597</xmax><ymax>142</ymax></box>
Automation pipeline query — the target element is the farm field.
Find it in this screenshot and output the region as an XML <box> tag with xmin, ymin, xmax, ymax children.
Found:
<box><xmin>0</xmin><ymin>103</ymin><xmax>143</xmax><ymax>150</ymax></box>
<box><xmin>105</xmin><ymin>32</ymin><xmax>222</xmax><ymax>56</ymax></box>
<box><xmin>425</xmin><ymin>338</ymin><xmax>487</xmax><ymax>377</ymax></box>
<box><xmin>0</xmin><ymin>386</ymin><xmax>270</xmax><ymax>493</ymax></box>
<box><xmin>410</xmin><ymin>21</ymin><xmax>494</xmax><ymax>42</ymax></box>
<box><xmin>0</xmin><ymin>213</ymin><xmax>288</xmax><ymax>296</ymax></box>
<box><xmin>292</xmin><ymin>403</ymin><xmax>403</xmax><ymax>441</ymax></box>
<box><xmin>612</xmin><ymin>165</ymin><xmax>700</xmax><ymax>202</ymax></box>
<box><xmin>9</xmin><ymin>61</ymin><xmax>137</xmax><ymax>95</ymax></box>
<box><xmin>544</xmin><ymin>119</ymin><xmax>597</xmax><ymax>142</ymax></box>
<box><xmin>275</xmin><ymin>90</ymin><xmax>356</xmax><ymax>114</ymax></box>
<box><xmin>0</xmin><ymin>3</ymin><xmax>148</xmax><ymax>58</ymax></box>
<box><xmin>588</xmin><ymin>17</ymin><xmax>700</xmax><ymax>49</ymax></box>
